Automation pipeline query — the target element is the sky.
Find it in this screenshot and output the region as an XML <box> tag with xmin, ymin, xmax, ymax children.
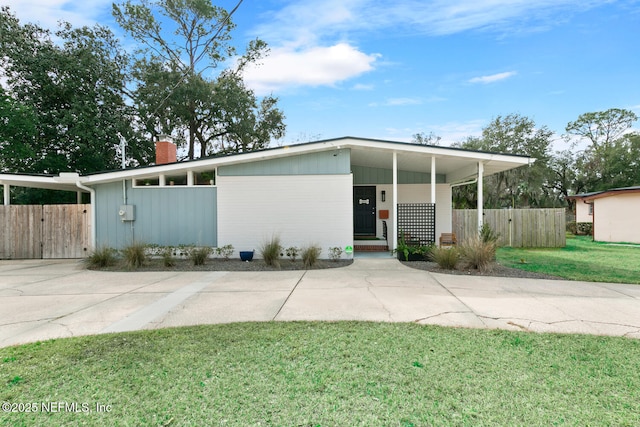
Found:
<box><xmin>3</xmin><ymin>0</ymin><xmax>640</xmax><ymax>149</ymax></box>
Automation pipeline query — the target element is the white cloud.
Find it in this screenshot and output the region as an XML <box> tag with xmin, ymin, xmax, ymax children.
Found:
<box><xmin>352</xmin><ymin>83</ymin><xmax>374</xmax><ymax>91</ymax></box>
<box><xmin>242</xmin><ymin>43</ymin><xmax>379</xmax><ymax>95</ymax></box>
<box><xmin>386</xmin><ymin>98</ymin><xmax>423</xmax><ymax>106</ymax></box>
<box><xmin>468</xmin><ymin>71</ymin><xmax>517</xmax><ymax>84</ymax></box>
<box><xmin>3</xmin><ymin>0</ymin><xmax>112</xmax><ymax>29</ymax></box>
<box><xmin>253</xmin><ymin>0</ymin><xmax>613</xmax><ymax>43</ymax></box>
<box><xmin>245</xmin><ymin>0</ymin><xmax>609</xmax><ymax>93</ymax></box>
<box><xmin>427</xmin><ymin>120</ymin><xmax>486</xmax><ymax>145</ymax></box>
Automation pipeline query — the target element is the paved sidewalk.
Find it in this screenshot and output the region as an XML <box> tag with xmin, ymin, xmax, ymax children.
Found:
<box><xmin>1</xmin><ymin>258</ymin><xmax>639</xmax><ymax>347</ymax></box>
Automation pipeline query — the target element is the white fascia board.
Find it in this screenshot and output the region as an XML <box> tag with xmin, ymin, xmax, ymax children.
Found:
<box><xmin>0</xmin><ymin>173</ymin><xmax>85</xmax><ymax>192</ymax></box>
<box><xmin>342</xmin><ymin>137</ymin><xmax>533</xmax><ymax>163</ymax></box>
<box><xmin>57</xmin><ymin>137</ymin><xmax>533</xmax><ymax>186</ymax></box>
<box><xmin>82</xmin><ymin>142</ymin><xmax>341</xmax><ymax>185</ymax></box>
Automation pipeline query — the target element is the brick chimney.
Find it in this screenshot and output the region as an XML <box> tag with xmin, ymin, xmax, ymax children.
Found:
<box><xmin>155</xmin><ymin>135</ymin><xmax>177</xmax><ymax>165</ymax></box>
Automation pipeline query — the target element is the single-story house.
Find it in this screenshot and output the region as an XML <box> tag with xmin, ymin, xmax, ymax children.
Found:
<box><xmin>568</xmin><ymin>186</ymin><xmax>640</xmax><ymax>244</ymax></box>
<box><xmin>0</xmin><ymin>137</ymin><xmax>533</xmax><ymax>257</ymax></box>
<box><xmin>567</xmin><ymin>191</ymin><xmax>599</xmax><ymax>223</ymax></box>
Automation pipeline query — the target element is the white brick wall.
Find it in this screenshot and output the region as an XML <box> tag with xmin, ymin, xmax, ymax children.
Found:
<box><xmin>217</xmin><ymin>174</ymin><xmax>353</xmax><ymax>258</ymax></box>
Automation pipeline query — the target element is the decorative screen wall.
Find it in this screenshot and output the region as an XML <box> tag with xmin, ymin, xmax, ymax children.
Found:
<box><xmin>397</xmin><ymin>203</ymin><xmax>436</xmax><ymax>245</ymax></box>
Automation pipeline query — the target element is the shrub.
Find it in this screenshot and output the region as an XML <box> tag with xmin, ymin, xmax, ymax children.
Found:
<box><xmin>566</xmin><ymin>220</ymin><xmax>578</xmax><ymax>235</ymax></box>
<box><xmin>302</xmin><ymin>245</ymin><xmax>322</xmax><ymax>268</ymax></box>
<box><xmin>328</xmin><ymin>246</ymin><xmax>343</xmax><ymax>262</ymax></box>
<box><xmin>216</xmin><ymin>244</ymin><xmax>234</xmax><ymax>260</ymax></box>
<box><xmin>260</xmin><ymin>236</ymin><xmax>282</xmax><ymax>268</ymax></box>
<box><xmin>577</xmin><ymin>222</ymin><xmax>593</xmax><ymax>236</ymax></box>
<box><xmin>431</xmin><ymin>246</ymin><xmax>459</xmax><ymax>270</ymax></box>
<box><xmin>189</xmin><ymin>246</ymin><xmax>212</xmax><ymax>266</ymax></box>
<box><xmin>122</xmin><ymin>241</ymin><xmax>147</xmax><ymax>269</ymax></box>
<box><xmin>285</xmin><ymin>246</ymin><xmax>299</xmax><ymax>262</ymax></box>
<box><xmin>162</xmin><ymin>247</ymin><xmax>176</xmax><ymax>267</ymax></box>
<box><xmin>480</xmin><ymin>223</ymin><xmax>500</xmax><ymax>244</ymax></box>
<box><xmin>85</xmin><ymin>246</ymin><xmax>118</xmax><ymax>268</ymax></box>
<box><xmin>459</xmin><ymin>236</ymin><xmax>497</xmax><ymax>272</ymax></box>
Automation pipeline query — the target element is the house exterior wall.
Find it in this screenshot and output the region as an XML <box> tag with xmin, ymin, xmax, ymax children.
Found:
<box><xmin>217</xmin><ymin>174</ymin><xmax>353</xmax><ymax>258</ymax></box>
<box><xmin>354</xmin><ymin>183</ymin><xmax>453</xmax><ymax>243</ymax></box>
<box><xmin>575</xmin><ymin>200</ymin><xmax>593</xmax><ymax>223</ymax></box>
<box><xmin>95</xmin><ymin>181</ymin><xmax>217</xmax><ymax>249</ymax></box>
<box><xmin>594</xmin><ymin>193</ymin><xmax>640</xmax><ymax>243</ymax></box>
<box><xmin>352</xmin><ymin>165</ymin><xmax>446</xmax><ymax>184</ymax></box>
<box><xmin>218</xmin><ymin>149</ymin><xmax>350</xmax><ymax>176</ymax></box>
<box><xmin>374</xmin><ymin>184</ymin><xmax>452</xmax><ymax>242</ymax></box>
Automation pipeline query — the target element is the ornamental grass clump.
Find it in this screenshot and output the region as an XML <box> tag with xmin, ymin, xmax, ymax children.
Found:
<box><xmin>122</xmin><ymin>241</ymin><xmax>147</xmax><ymax>269</ymax></box>
<box><xmin>431</xmin><ymin>246</ymin><xmax>459</xmax><ymax>270</ymax></box>
<box><xmin>260</xmin><ymin>236</ymin><xmax>282</xmax><ymax>268</ymax></box>
<box><xmin>162</xmin><ymin>247</ymin><xmax>176</xmax><ymax>267</ymax></box>
<box><xmin>460</xmin><ymin>236</ymin><xmax>497</xmax><ymax>272</ymax></box>
<box><xmin>302</xmin><ymin>245</ymin><xmax>322</xmax><ymax>268</ymax></box>
<box><xmin>189</xmin><ymin>246</ymin><xmax>212</xmax><ymax>266</ymax></box>
<box><xmin>85</xmin><ymin>246</ymin><xmax>118</xmax><ymax>268</ymax></box>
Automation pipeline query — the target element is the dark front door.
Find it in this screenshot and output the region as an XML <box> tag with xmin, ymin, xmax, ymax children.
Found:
<box><xmin>354</xmin><ymin>186</ymin><xmax>376</xmax><ymax>236</ymax></box>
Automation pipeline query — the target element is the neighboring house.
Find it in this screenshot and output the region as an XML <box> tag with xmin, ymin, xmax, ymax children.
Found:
<box><xmin>0</xmin><ymin>137</ymin><xmax>532</xmax><ymax>257</ymax></box>
<box><xmin>567</xmin><ymin>191</ymin><xmax>599</xmax><ymax>223</ymax></box>
<box><xmin>569</xmin><ymin>187</ymin><xmax>640</xmax><ymax>244</ymax></box>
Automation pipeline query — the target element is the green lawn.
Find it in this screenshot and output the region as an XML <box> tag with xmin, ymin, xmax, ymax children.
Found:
<box><xmin>497</xmin><ymin>235</ymin><xmax>640</xmax><ymax>284</ymax></box>
<box><xmin>2</xmin><ymin>322</ymin><xmax>639</xmax><ymax>426</ymax></box>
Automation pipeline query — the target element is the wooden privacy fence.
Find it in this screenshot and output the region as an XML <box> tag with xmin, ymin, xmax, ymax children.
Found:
<box><xmin>453</xmin><ymin>208</ymin><xmax>566</xmax><ymax>248</ymax></box>
<box><xmin>0</xmin><ymin>204</ymin><xmax>91</xmax><ymax>259</ymax></box>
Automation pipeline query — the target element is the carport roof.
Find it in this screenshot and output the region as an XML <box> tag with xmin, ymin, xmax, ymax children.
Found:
<box><xmin>0</xmin><ymin>136</ymin><xmax>534</xmax><ymax>190</ymax></box>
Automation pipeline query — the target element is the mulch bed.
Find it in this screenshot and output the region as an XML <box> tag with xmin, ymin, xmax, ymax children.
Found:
<box><xmin>90</xmin><ymin>257</ymin><xmax>563</xmax><ymax>280</ymax></box>
<box><xmin>400</xmin><ymin>260</ymin><xmax>566</xmax><ymax>280</ymax></box>
<box><xmin>91</xmin><ymin>258</ymin><xmax>353</xmax><ymax>272</ymax></box>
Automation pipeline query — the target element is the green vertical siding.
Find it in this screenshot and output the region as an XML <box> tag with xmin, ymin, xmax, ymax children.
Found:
<box><xmin>352</xmin><ymin>165</ymin><xmax>445</xmax><ymax>184</ymax></box>
<box><xmin>218</xmin><ymin>149</ymin><xmax>350</xmax><ymax>176</ymax></box>
<box><xmin>95</xmin><ymin>181</ymin><xmax>217</xmax><ymax>249</ymax></box>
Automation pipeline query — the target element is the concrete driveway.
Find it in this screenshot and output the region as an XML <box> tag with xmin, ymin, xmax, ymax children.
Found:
<box><xmin>1</xmin><ymin>258</ymin><xmax>639</xmax><ymax>347</ymax></box>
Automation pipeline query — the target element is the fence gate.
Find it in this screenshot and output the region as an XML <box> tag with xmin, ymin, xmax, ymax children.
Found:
<box><xmin>397</xmin><ymin>203</ymin><xmax>436</xmax><ymax>245</ymax></box>
<box><xmin>0</xmin><ymin>204</ymin><xmax>91</xmax><ymax>259</ymax></box>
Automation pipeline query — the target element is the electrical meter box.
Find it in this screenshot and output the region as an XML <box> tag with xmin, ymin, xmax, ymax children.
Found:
<box><xmin>118</xmin><ymin>205</ymin><xmax>135</xmax><ymax>221</ymax></box>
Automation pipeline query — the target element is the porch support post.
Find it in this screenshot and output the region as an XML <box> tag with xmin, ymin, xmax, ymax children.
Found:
<box><xmin>3</xmin><ymin>184</ymin><xmax>9</xmax><ymax>206</ymax></box>
<box><xmin>431</xmin><ymin>156</ymin><xmax>436</xmax><ymax>204</ymax></box>
<box><xmin>477</xmin><ymin>161</ymin><xmax>484</xmax><ymax>231</ymax></box>
<box><xmin>392</xmin><ymin>151</ymin><xmax>398</xmax><ymax>252</ymax></box>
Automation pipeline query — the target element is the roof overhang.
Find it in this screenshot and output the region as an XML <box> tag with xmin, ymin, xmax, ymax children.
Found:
<box><xmin>0</xmin><ymin>173</ymin><xmax>88</xmax><ymax>193</ymax></box>
<box><xmin>0</xmin><ymin>136</ymin><xmax>534</xmax><ymax>191</ymax></box>
<box><xmin>581</xmin><ymin>187</ymin><xmax>640</xmax><ymax>202</ymax></box>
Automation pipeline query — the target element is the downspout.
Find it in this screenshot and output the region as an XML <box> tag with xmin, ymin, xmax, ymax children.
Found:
<box><xmin>3</xmin><ymin>183</ymin><xmax>9</xmax><ymax>206</ymax></box>
<box><xmin>589</xmin><ymin>201</ymin><xmax>595</xmax><ymax>242</ymax></box>
<box><xmin>76</xmin><ymin>181</ymin><xmax>96</xmax><ymax>250</ymax></box>
<box><xmin>477</xmin><ymin>162</ymin><xmax>484</xmax><ymax>231</ymax></box>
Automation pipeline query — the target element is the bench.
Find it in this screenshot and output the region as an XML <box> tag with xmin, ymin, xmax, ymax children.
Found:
<box><xmin>439</xmin><ymin>232</ymin><xmax>457</xmax><ymax>247</ymax></box>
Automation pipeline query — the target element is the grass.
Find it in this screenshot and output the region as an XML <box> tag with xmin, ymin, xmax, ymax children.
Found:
<box><xmin>260</xmin><ymin>235</ymin><xmax>282</xmax><ymax>268</ymax></box>
<box><xmin>1</xmin><ymin>322</ymin><xmax>639</xmax><ymax>426</ymax></box>
<box><xmin>498</xmin><ymin>235</ymin><xmax>640</xmax><ymax>284</ymax></box>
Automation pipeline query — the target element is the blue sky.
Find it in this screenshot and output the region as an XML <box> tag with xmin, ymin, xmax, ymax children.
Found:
<box><xmin>4</xmin><ymin>0</ymin><xmax>640</xmax><ymax>147</ymax></box>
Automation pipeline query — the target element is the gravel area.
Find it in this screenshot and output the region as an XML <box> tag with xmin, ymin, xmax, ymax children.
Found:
<box><xmin>401</xmin><ymin>260</ymin><xmax>566</xmax><ymax>280</ymax></box>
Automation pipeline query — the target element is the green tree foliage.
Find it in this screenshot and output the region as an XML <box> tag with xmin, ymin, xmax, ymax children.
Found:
<box><xmin>0</xmin><ymin>7</ymin><xmax>152</xmax><ymax>176</ymax></box>
<box><xmin>565</xmin><ymin>108</ymin><xmax>639</xmax><ymax>192</ymax></box>
<box><xmin>452</xmin><ymin>114</ymin><xmax>553</xmax><ymax>208</ymax></box>
<box><xmin>412</xmin><ymin>131</ymin><xmax>441</xmax><ymax>146</ymax></box>
<box><xmin>113</xmin><ymin>0</ymin><xmax>285</xmax><ymax>159</ymax></box>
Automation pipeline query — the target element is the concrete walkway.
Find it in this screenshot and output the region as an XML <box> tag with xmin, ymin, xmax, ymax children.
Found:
<box><xmin>1</xmin><ymin>258</ymin><xmax>639</xmax><ymax>347</ymax></box>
